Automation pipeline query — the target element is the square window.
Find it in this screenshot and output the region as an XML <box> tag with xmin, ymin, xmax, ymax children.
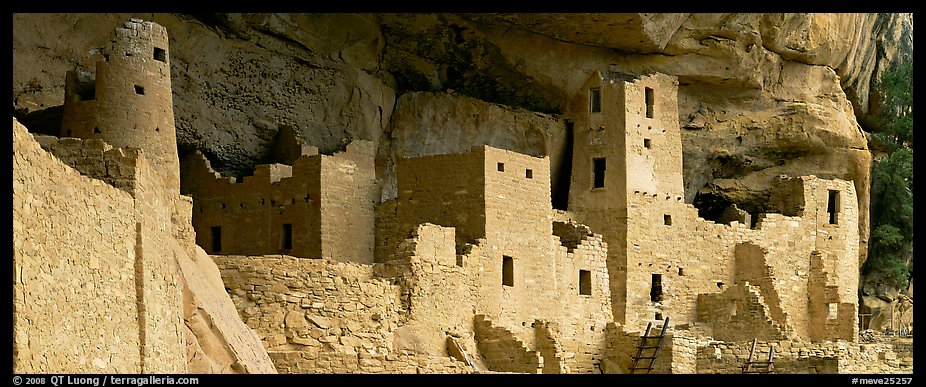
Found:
<box><xmin>526</xmin><ymin>169</ymin><xmax>533</xmax><ymax>179</ymax></box>
<box><xmin>134</xmin><ymin>85</ymin><xmax>145</xmax><ymax>95</ymax></box>
<box><xmin>497</xmin><ymin>162</ymin><xmax>505</xmax><ymax>172</ymax></box>
<box><xmin>153</xmin><ymin>47</ymin><xmax>166</xmax><ymax>62</ymax></box>
<box><xmin>644</xmin><ymin>138</ymin><xmax>651</xmax><ymax>148</ymax></box>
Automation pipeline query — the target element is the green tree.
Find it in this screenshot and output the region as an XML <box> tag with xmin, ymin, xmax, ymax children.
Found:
<box><xmin>864</xmin><ymin>61</ymin><xmax>913</xmax><ymax>289</ymax></box>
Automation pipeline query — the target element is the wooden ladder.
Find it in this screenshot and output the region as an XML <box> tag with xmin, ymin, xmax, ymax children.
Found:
<box><xmin>742</xmin><ymin>338</ymin><xmax>775</xmax><ymax>374</ymax></box>
<box><xmin>629</xmin><ymin>317</ymin><xmax>670</xmax><ymax>374</ymax></box>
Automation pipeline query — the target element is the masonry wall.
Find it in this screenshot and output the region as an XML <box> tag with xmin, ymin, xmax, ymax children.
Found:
<box><xmin>395</xmin><ymin>148</ymin><xmax>487</xmax><ymax>247</ymax></box>
<box><xmin>318</xmin><ymin>140</ymin><xmax>377</xmax><ymax>263</ymax></box>
<box><xmin>213</xmin><ymin>254</ymin><xmax>476</xmax><ymax>373</ymax></box>
<box><xmin>13</xmin><ymin>119</ymin><xmax>186</xmax><ymax>373</ymax></box>
<box><xmin>14</xmin><ymin>120</ymin><xmax>141</xmax><ymax>373</ymax></box>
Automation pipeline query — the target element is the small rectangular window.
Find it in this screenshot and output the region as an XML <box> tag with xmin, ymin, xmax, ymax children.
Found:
<box><xmin>579</xmin><ymin>270</ymin><xmax>592</xmax><ymax>296</ymax></box>
<box><xmin>650</xmin><ymin>273</ymin><xmax>663</xmax><ymax>302</ymax></box>
<box><xmin>134</xmin><ymin>85</ymin><xmax>145</xmax><ymax>95</ymax></box>
<box><xmin>497</xmin><ymin>162</ymin><xmax>505</xmax><ymax>172</ymax></box>
<box><xmin>645</xmin><ymin>87</ymin><xmax>654</xmax><ymax>118</ymax></box>
<box><xmin>664</xmin><ymin>214</ymin><xmax>672</xmax><ymax>226</ymax></box>
<box><xmin>281</xmin><ymin>223</ymin><xmax>293</xmax><ymax>250</ymax></box>
<box><xmin>526</xmin><ymin>169</ymin><xmax>533</xmax><ymax>179</ymax></box>
<box><xmin>644</xmin><ymin>138</ymin><xmax>651</xmax><ymax>149</ymax></box>
<box><xmin>210</xmin><ymin>226</ymin><xmax>222</xmax><ymax>253</ymax></box>
<box><xmin>589</xmin><ymin>88</ymin><xmax>601</xmax><ymax>113</ymax></box>
<box><xmin>153</xmin><ymin>47</ymin><xmax>167</xmax><ymax>62</ymax></box>
<box><xmin>592</xmin><ymin>158</ymin><xmax>606</xmax><ymax>189</ymax></box>
<box><xmin>502</xmin><ymin>256</ymin><xmax>514</xmax><ymax>287</ymax></box>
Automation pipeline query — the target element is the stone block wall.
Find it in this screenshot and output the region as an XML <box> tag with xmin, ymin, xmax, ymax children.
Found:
<box><xmin>213</xmin><ymin>256</ymin><xmax>400</xmax><ymax>354</ymax></box>
<box><xmin>395</xmin><ymin>147</ymin><xmax>487</xmax><ymax>247</ymax></box>
<box><xmin>14</xmin><ymin>119</ymin><xmax>142</xmax><ymax>373</ymax></box>
<box><xmin>13</xmin><ymin>118</ymin><xmax>186</xmax><ymax>373</ymax></box>
<box><xmin>318</xmin><ymin>140</ymin><xmax>377</xmax><ymax>263</ymax></box>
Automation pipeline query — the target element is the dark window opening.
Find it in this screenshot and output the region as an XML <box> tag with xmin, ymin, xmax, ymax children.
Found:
<box><xmin>589</xmin><ymin>88</ymin><xmax>601</xmax><ymax>113</ymax></box>
<box><xmin>664</xmin><ymin>214</ymin><xmax>672</xmax><ymax>226</ymax></box>
<box><xmin>93</xmin><ymin>127</ymin><xmax>101</xmax><ymax>134</ymax></box>
<box><xmin>526</xmin><ymin>169</ymin><xmax>533</xmax><ymax>179</ymax></box>
<box><xmin>281</xmin><ymin>224</ymin><xmax>293</xmax><ymax>250</ymax></box>
<box><xmin>717</xmin><ymin>282</ymin><xmax>725</xmax><ymax>290</ymax></box>
<box><xmin>502</xmin><ymin>256</ymin><xmax>514</xmax><ymax>287</ymax></box>
<box><xmin>153</xmin><ymin>47</ymin><xmax>167</xmax><ymax>62</ymax></box>
<box><xmin>239</xmin><ymin>203</ymin><xmax>243</xmax><ymax>208</ymax></box>
<box><xmin>650</xmin><ymin>274</ymin><xmax>663</xmax><ymax>302</ymax></box>
<box><xmin>210</xmin><ymin>226</ymin><xmax>222</xmax><ymax>253</ymax></box>
<box><xmin>260</xmin><ymin>199</ymin><xmax>265</xmax><ymax>205</ymax></box>
<box><xmin>678</xmin><ymin>267</ymin><xmax>684</xmax><ymax>276</ymax></box>
<box><xmin>644</xmin><ymin>138</ymin><xmax>651</xmax><ymax>149</ymax></box>
<box><xmin>497</xmin><ymin>162</ymin><xmax>505</xmax><ymax>172</ymax></box>
<box><xmin>655</xmin><ymin>312</ymin><xmax>663</xmax><ymax>320</ymax></box>
<box><xmin>134</xmin><ymin>85</ymin><xmax>145</xmax><ymax>95</ymax></box>
<box><xmin>645</xmin><ymin>87</ymin><xmax>654</xmax><ymax>118</ymax></box>
<box><xmin>593</xmin><ymin>158</ymin><xmax>606</xmax><ymax>189</ymax></box>
<box><xmin>579</xmin><ymin>270</ymin><xmax>592</xmax><ymax>295</ymax></box>
<box><xmin>125</xmin><ymin>51</ymin><xmax>133</xmax><ymax>57</ymax></box>
<box><xmin>155</xmin><ymin>127</ymin><xmax>160</xmax><ymax>132</ymax></box>
<box><xmin>750</xmin><ymin>214</ymin><xmax>760</xmax><ymax>229</ymax></box>
<box><xmin>220</xmin><ymin>203</ymin><xmax>226</xmax><ymax>209</ymax></box>
<box><xmin>827</xmin><ymin>190</ymin><xmax>840</xmax><ymax>224</ymax></box>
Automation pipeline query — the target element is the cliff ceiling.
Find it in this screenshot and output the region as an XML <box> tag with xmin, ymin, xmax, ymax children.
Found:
<box><xmin>11</xmin><ymin>13</ymin><xmax>914</xmax><ymax>268</ymax></box>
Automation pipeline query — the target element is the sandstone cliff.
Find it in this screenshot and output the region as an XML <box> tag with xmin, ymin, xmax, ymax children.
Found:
<box><xmin>12</xmin><ymin>12</ymin><xmax>914</xmax><ymax>328</ymax></box>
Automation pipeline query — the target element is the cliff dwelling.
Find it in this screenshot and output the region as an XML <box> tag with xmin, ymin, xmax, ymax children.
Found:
<box><xmin>12</xmin><ymin>15</ymin><xmax>913</xmax><ymax>375</ymax></box>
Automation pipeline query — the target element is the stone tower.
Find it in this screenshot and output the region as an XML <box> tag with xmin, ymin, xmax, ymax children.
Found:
<box><xmin>61</xmin><ymin>18</ymin><xmax>179</xmax><ymax>192</ymax></box>
<box><xmin>565</xmin><ymin>71</ymin><xmax>684</xmax><ymax>324</ymax></box>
